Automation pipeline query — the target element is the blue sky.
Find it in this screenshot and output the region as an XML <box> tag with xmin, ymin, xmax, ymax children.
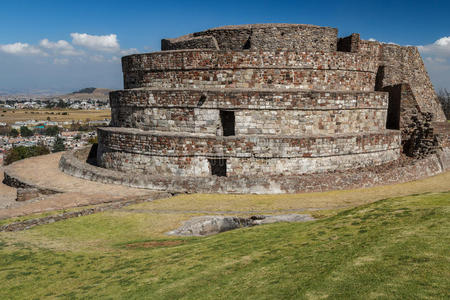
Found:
<box><xmin>0</xmin><ymin>0</ymin><xmax>449</xmax><ymax>94</ymax></box>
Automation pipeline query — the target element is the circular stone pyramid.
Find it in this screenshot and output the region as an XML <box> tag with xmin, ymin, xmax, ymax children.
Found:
<box><xmin>96</xmin><ymin>24</ymin><xmax>407</xmax><ymax>193</ymax></box>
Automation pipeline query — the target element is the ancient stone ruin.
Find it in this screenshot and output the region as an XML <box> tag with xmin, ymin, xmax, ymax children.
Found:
<box><xmin>61</xmin><ymin>24</ymin><xmax>450</xmax><ymax>194</ymax></box>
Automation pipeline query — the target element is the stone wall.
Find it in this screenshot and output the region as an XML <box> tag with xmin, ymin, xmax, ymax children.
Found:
<box><xmin>110</xmin><ymin>89</ymin><xmax>388</xmax><ymax>135</ymax></box>
<box><xmin>112</xmin><ymin>107</ymin><xmax>387</xmax><ymax>135</ymax></box>
<box><xmin>97</xmin><ymin>127</ymin><xmax>400</xmax><ymax>176</ymax></box>
<box><xmin>3</xmin><ymin>168</ymin><xmax>61</xmax><ymax>201</ymax></box>
<box><xmin>99</xmin><ymin>149</ymin><xmax>400</xmax><ymax>177</ymax></box>
<box><xmin>161</xmin><ymin>24</ymin><xmax>338</xmax><ymax>51</ymax></box>
<box><xmin>337</xmin><ymin>34</ymin><xmax>360</xmax><ymax>53</ymax></box>
<box><xmin>124</xmin><ymin>69</ymin><xmax>375</xmax><ymax>91</ymax></box>
<box><xmin>383</xmin><ymin>83</ymin><xmax>438</xmax><ymax>158</ymax></box>
<box><xmin>161</xmin><ymin>35</ymin><xmax>219</xmax><ymax>51</ymax></box>
<box><xmin>122</xmin><ymin>50</ymin><xmax>377</xmax><ymax>73</ymax></box>
<box><xmin>122</xmin><ymin>50</ymin><xmax>377</xmax><ymax>90</ymax></box>
<box><xmin>60</xmin><ymin>147</ymin><xmax>446</xmax><ymax>194</ymax></box>
<box><xmin>110</xmin><ymin>89</ymin><xmax>388</xmax><ymax>110</ymax></box>
<box><xmin>360</xmin><ymin>40</ymin><xmax>446</xmax><ymax>121</ymax></box>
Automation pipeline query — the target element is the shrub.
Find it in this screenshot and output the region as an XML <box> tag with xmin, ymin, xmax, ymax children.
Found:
<box><xmin>4</xmin><ymin>145</ymin><xmax>50</xmax><ymax>165</ymax></box>
<box><xmin>9</xmin><ymin>128</ymin><xmax>19</xmax><ymax>137</ymax></box>
<box><xmin>52</xmin><ymin>137</ymin><xmax>66</xmax><ymax>153</ymax></box>
<box><xmin>20</xmin><ymin>126</ymin><xmax>33</xmax><ymax>137</ymax></box>
<box><xmin>45</xmin><ymin>125</ymin><xmax>60</xmax><ymax>137</ymax></box>
<box><xmin>88</xmin><ymin>136</ymin><xmax>98</xmax><ymax>144</ymax></box>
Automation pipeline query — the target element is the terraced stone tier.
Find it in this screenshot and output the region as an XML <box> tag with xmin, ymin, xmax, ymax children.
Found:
<box><xmin>97</xmin><ymin>127</ymin><xmax>401</xmax><ymax>176</ymax></box>
<box><xmin>110</xmin><ymin>89</ymin><xmax>388</xmax><ymax>110</ymax></box>
<box><xmin>110</xmin><ymin>89</ymin><xmax>389</xmax><ymax>135</ymax></box>
<box><xmin>122</xmin><ymin>50</ymin><xmax>377</xmax><ymax>73</ymax></box>
<box><xmin>61</xmin><ymin>147</ymin><xmax>447</xmax><ymax>194</ymax></box>
<box><xmin>123</xmin><ymin>50</ymin><xmax>377</xmax><ymax>91</ymax></box>
<box><xmin>112</xmin><ymin>107</ymin><xmax>387</xmax><ymax>135</ymax></box>
<box><xmin>98</xmin><ymin>149</ymin><xmax>400</xmax><ymax>177</ymax></box>
<box><xmin>124</xmin><ymin>68</ymin><xmax>375</xmax><ymax>91</ymax></box>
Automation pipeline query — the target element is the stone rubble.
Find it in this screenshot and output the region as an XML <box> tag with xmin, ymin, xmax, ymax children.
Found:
<box><xmin>166</xmin><ymin>214</ymin><xmax>315</xmax><ymax>236</ymax></box>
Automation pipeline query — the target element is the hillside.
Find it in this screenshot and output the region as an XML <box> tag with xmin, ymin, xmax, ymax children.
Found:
<box><xmin>60</xmin><ymin>88</ymin><xmax>112</xmax><ymax>100</ymax></box>
<box><xmin>0</xmin><ymin>191</ymin><xmax>449</xmax><ymax>298</ymax></box>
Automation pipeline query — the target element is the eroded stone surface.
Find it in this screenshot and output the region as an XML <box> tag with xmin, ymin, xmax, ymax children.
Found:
<box><xmin>167</xmin><ymin>214</ymin><xmax>315</xmax><ymax>236</ymax></box>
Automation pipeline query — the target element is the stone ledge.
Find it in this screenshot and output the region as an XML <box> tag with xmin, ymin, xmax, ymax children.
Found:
<box><xmin>110</xmin><ymin>88</ymin><xmax>388</xmax><ymax>110</ymax></box>
<box><xmin>123</xmin><ymin>50</ymin><xmax>377</xmax><ymax>73</ymax></box>
<box><xmin>124</xmin><ymin>68</ymin><xmax>375</xmax><ymax>91</ymax></box>
<box><xmin>3</xmin><ymin>165</ymin><xmax>63</xmax><ymax>201</ymax></box>
<box><xmin>59</xmin><ymin>146</ymin><xmax>445</xmax><ymax>194</ymax></box>
<box><xmin>98</xmin><ymin>127</ymin><xmax>401</xmax><ymax>158</ymax></box>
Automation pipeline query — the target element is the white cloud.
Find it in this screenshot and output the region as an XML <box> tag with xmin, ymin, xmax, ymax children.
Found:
<box><xmin>418</xmin><ymin>36</ymin><xmax>450</xmax><ymax>57</ymax></box>
<box><xmin>40</xmin><ymin>38</ymin><xmax>71</xmax><ymax>50</ymax></box>
<box><xmin>40</xmin><ymin>38</ymin><xmax>83</xmax><ymax>56</ymax></box>
<box><xmin>435</xmin><ymin>36</ymin><xmax>450</xmax><ymax>47</ymax></box>
<box><xmin>418</xmin><ymin>36</ymin><xmax>450</xmax><ymax>89</ymax></box>
<box><xmin>70</xmin><ymin>33</ymin><xmax>120</xmax><ymax>52</ymax></box>
<box><xmin>368</xmin><ymin>38</ymin><xmax>377</xmax><ymax>42</ymax></box>
<box><xmin>0</xmin><ymin>42</ymin><xmax>47</xmax><ymax>56</ymax></box>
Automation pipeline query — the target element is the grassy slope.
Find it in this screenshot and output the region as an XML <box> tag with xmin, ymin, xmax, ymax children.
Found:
<box><xmin>0</xmin><ymin>192</ymin><xmax>449</xmax><ymax>299</ymax></box>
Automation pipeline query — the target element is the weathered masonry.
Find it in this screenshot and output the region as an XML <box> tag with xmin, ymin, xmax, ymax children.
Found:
<box><xmin>90</xmin><ymin>24</ymin><xmax>449</xmax><ymax>193</ymax></box>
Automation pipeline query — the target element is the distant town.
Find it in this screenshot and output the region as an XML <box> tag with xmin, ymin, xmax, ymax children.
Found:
<box><xmin>0</xmin><ymin>87</ymin><xmax>111</xmax><ymax>165</ymax></box>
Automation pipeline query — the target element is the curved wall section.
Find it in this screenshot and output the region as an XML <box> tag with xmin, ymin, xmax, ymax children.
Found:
<box><xmin>110</xmin><ymin>89</ymin><xmax>388</xmax><ymax>135</ymax></box>
<box><xmin>161</xmin><ymin>24</ymin><xmax>338</xmax><ymax>51</ymax></box>
<box><xmin>110</xmin><ymin>89</ymin><xmax>388</xmax><ymax>110</ymax></box>
<box><xmin>97</xmin><ymin>127</ymin><xmax>401</xmax><ymax>176</ymax></box>
<box><xmin>122</xmin><ymin>50</ymin><xmax>377</xmax><ymax>73</ymax></box>
<box><xmin>124</xmin><ymin>69</ymin><xmax>375</xmax><ymax>91</ymax></box>
<box><xmin>112</xmin><ymin>107</ymin><xmax>387</xmax><ymax>135</ymax></box>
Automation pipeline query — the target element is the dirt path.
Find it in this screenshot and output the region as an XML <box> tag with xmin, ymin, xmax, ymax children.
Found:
<box><xmin>0</xmin><ymin>153</ymin><xmax>168</xmax><ymax>219</ymax></box>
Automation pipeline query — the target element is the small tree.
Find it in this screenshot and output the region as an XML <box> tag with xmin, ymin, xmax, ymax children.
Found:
<box><xmin>20</xmin><ymin>126</ymin><xmax>33</xmax><ymax>137</ymax></box>
<box><xmin>45</xmin><ymin>125</ymin><xmax>60</xmax><ymax>136</ymax></box>
<box><xmin>9</xmin><ymin>128</ymin><xmax>19</xmax><ymax>137</ymax></box>
<box><xmin>52</xmin><ymin>137</ymin><xmax>66</xmax><ymax>152</ymax></box>
<box><xmin>56</xmin><ymin>99</ymin><xmax>68</xmax><ymax>109</ymax></box>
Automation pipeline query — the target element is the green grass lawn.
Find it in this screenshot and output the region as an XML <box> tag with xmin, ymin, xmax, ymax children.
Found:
<box><xmin>0</xmin><ymin>192</ymin><xmax>449</xmax><ymax>299</ymax></box>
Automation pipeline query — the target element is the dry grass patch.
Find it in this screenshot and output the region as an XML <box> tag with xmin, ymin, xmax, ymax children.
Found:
<box><xmin>0</xmin><ymin>109</ymin><xmax>110</xmax><ymax>125</ymax></box>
